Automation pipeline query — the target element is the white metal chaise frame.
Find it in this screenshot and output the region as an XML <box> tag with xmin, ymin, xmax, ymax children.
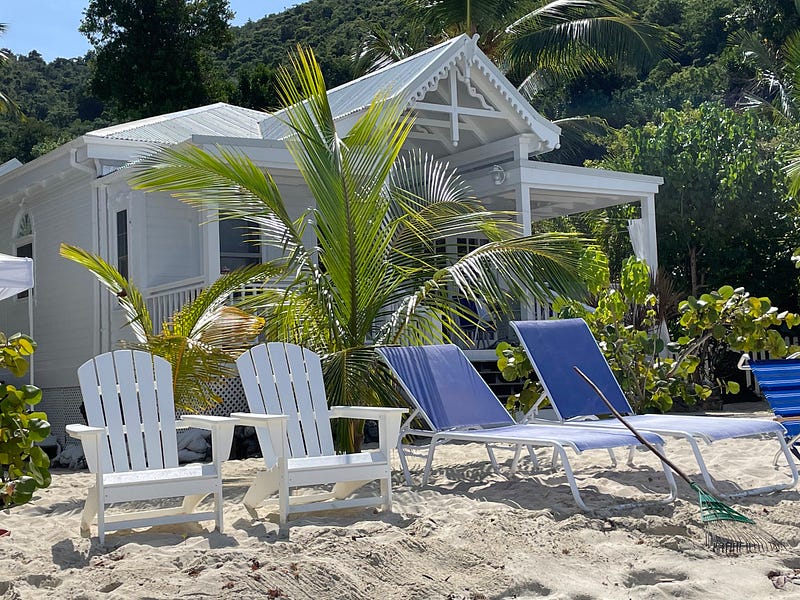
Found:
<box><xmin>377</xmin><ymin>344</ymin><xmax>678</xmax><ymax>511</ymax></box>
<box><xmin>67</xmin><ymin>350</ymin><xmax>238</xmax><ymax>544</ymax></box>
<box><xmin>233</xmin><ymin>343</ymin><xmax>407</xmax><ymax>524</ymax></box>
<box><xmin>513</xmin><ymin>318</ymin><xmax>799</xmax><ymax>499</ymax></box>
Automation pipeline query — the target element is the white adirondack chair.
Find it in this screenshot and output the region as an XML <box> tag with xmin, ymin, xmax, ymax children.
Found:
<box><xmin>67</xmin><ymin>350</ymin><xmax>238</xmax><ymax>543</ymax></box>
<box><xmin>233</xmin><ymin>343</ymin><xmax>407</xmax><ymax>524</ymax></box>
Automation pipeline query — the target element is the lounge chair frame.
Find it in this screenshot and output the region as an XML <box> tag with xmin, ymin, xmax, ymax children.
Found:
<box><xmin>378</xmin><ymin>344</ymin><xmax>677</xmax><ymax>511</ymax></box>
<box><xmin>738</xmin><ymin>352</ymin><xmax>800</xmax><ymax>464</ymax></box>
<box><xmin>513</xmin><ymin>319</ymin><xmax>799</xmax><ymax>499</ymax></box>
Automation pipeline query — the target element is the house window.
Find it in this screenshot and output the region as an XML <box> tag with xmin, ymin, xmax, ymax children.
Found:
<box><xmin>116</xmin><ymin>210</ymin><xmax>129</xmax><ymax>279</ymax></box>
<box><xmin>14</xmin><ymin>212</ymin><xmax>33</xmax><ymax>299</ymax></box>
<box><xmin>219</xmin><ymin>218</ymin><xmax>260</xmax><ymax>272</ymax></box>
<box><xmin>456</xmin><ymin>237</ymin><xmax>488</xmax><ymax>255</ymax></box>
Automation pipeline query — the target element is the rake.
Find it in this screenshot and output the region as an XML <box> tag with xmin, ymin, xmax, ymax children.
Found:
<box><xmin>573</xmin><ymin>366</ymin><xmax>784</xmax><ymax>554</ymax></box>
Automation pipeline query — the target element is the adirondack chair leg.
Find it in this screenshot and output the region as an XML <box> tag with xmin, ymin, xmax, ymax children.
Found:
<box><xmin>332</xmin><ymin>480</ymin><xmax>370</xmax><ymax>499</ymax></box>
<box><xmin>380</xmin><ymin>476</ymin><xmax>391</xmax><ymax>511</ymax></box>
<box><xmin>97</xmin><ymin>500</ymin><xmax>106</xmax><ymax>545</ymax></box>
<box><xmin>278</xmin><ymin>464</ymin><xmax>289</xmax><ymax>526</ymax></box>
<box><xmin>181</xmin><ymin>493</ymin><xmax>207</xmax><ymax>514</ymax></box>
<box><xmin>214</xmin><ymin>486</ymin><xmax>224</xmax><ymax>533</ymax></box>
<box><xmin>80</xmin><ymin>486</ymin><xmax>99</xmax><ymax>537</ymax></box>
<box><xmin>243</xmin><ymin>469</ymin><xmax>280</xmax><ymax>518</ymax></box>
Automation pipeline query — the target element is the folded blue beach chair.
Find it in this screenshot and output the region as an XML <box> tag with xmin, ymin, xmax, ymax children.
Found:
<box><xmin>738</xmin><ymin>354</ymin><xmax>800</xmax><ymax>462</ymax></box>
<box><xmin>377</xmin><ymin>344</ymin><xmax>677</xmax><ymax>511</ymax></box>
<box><xmin>512</xmin><ymin>318</ymin><xmax>799</xmax><ymax>498</ymax></box>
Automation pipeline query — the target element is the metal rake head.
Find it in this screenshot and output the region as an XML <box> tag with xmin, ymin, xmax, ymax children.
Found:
<box><xmin>691</xmin><ymin>483</ymin><xmax>784</xmax><ymax>553</ymax></box>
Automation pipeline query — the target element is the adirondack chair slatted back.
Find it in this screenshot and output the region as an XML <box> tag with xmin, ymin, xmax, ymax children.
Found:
<box><xmin>78</xmin><ymin>350</ymin><xmax>179</xmax><ymax>473</ymax></box>
<box><xmin>237</xmin><ymin>343</ymin><xmax>335</xmax><ymax>462</ymax></box>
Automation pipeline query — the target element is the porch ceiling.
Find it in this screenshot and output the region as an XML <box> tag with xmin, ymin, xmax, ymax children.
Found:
<box><xmin>464</xmin><ymin>159</ymin><xmax>663</xmax><ymax>219</ymax></box>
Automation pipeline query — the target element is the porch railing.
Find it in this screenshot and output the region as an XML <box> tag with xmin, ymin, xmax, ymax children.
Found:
<box><xmin>144</xmin><ymin>279</ymin><xmax>278</xmax><ymax>334</ymax></box>
<box><xmin>145</xmin><ymin>277</ymin><xmax>205</xmax><ymax>332</ymax></box>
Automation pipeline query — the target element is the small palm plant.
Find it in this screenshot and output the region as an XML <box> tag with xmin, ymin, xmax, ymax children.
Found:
<box><xmin>60</xmin><ymin>244</ymin><xmax>272</xmax><ymax>413</ymax></box>
<box><xmin>128</xmin><ymin>47</ymin><xmax>599</xmax><ymax>450</ymax></box>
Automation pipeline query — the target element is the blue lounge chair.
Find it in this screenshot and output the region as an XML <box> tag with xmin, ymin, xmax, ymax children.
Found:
<box><xmin>377</xmin><ymin>344</ymin><xmax>677</xmax><ymax>511</ymax></box>
<box><xmin>512</xmin><ymin>318</ymin><xmax>799</xmax><ymax>498</ymax></box>
<box><xmin>738</xmin><ymin>354</ymin><xmax>800</xmax><ymax>462</ymax></box>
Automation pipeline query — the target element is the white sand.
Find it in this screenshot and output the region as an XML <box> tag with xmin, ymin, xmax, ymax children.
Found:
<box><xmin>3</xmin><ymin>417</ymin><xmax>800</xmax><ymax>599</ymax></box>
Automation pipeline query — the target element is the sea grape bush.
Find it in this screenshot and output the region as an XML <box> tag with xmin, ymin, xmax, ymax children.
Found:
<box><xmin>498</xmin><ymin>256</ymin><xmax>800</xmax><ymax>415</ymax></box>
<box><xmin>0</xmin><ymin>332</ymin><xmax>50</xmax><ymax>508</ymax></box>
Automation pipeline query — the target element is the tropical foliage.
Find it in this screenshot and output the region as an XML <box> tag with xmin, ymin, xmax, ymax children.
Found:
<box><xmin>59</xmin><ymin>244</ymin><xmax>270</xmax><ymax>413</ymax></box>
<box><xmin>0</xmin><ymin>332</ymin><xmax>50</xmax><ymax>508</ymax></box>
<box><xmin>499</xmin><ymin>256</ymin><xmax>800</xmax><ymax>414</ymax></box>
<box><xmin>591</xmin><ymin>102</ymin><xmax>800</xmax><ymax>309</ymax></box>
<box><xmin>0</xmin><ymin>23</ymin><xmax>23</xmax><ymax>121</ymax></box>
<box><xmin>80</xmin><ymin>0</ymin><xmax>234</xmax><ymax>118</ymax></box>
<box><xmin>357</xmin><ymin>0</ymin><xmax>675</xmax><ymax>85</ymax></box>
<box><xmin>127</xmin><ymin>47</ymin><xmax>597</xmax><ymax>450</ymax></box>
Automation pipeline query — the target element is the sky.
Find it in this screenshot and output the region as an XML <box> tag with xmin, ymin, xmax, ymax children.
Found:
<box><xmin>2</xmin><ymin>1</ymin><xmax>298</xmax><ymax>61</ymax></box>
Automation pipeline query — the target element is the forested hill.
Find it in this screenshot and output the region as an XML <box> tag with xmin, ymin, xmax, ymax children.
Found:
<box><xmin>0</xmin><ymin>0</ymin><xmax>404</xmax><ymax>164</ymax></box>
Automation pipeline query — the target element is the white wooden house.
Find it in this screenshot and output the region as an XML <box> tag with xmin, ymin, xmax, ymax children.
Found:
<box><xmin>0</xmin><ymin>35</ymin><xmax>661</xmax><ymax>441</ymax></box>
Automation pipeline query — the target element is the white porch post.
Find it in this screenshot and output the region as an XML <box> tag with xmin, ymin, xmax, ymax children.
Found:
<box><xmin>516</xmin><ymin>184</ymin><xmax>533</xmax><ymax>320</ymax></box>
<box><xmin>641</xmin><ymin>194</ymin><xmax>658</xmax><ymax>272</ymax></box>
<box><xmin>203</xmin><ymin>208</ymin><xmax>220</xmax><ymax>285</ymax></box>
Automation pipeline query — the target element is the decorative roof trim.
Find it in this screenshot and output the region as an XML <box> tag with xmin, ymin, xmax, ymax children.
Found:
<box><xmin>405</xmin><ymin>35</ymin><xmax>560</xmax><ymax>150</ymax></box>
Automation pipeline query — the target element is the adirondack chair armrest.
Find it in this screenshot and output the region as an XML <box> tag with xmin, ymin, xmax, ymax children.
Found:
<box><xmin>179</xmin><ymin>415</ymin><xmax>239</xmax><ymax>466</ymax></box>
<box><xmin>231</xmin><ymin>412</ymin><xmax>288</xmax><ymax>464</ymax></box>
<box><xmin>66</xmin><ymin>424</ymin><xmax>105</xmax><ymax>473</ymax></box>
<box><xmin>329</xmin><ymin>407</ymin><xmax>408</xmax><ymax>453</ymax></box>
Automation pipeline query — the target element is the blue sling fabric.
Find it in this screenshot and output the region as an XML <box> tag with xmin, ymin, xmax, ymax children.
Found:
<box><xmin>513</xmin><ymin>319</ymin><xmax>785</xmax><ymax>440</ymax></box>
<box><xmin>377</xmin><ymin>344</ymin><xmax>665</xmax><ymax>451</ymax></box>
<box><xmin>377</xmin><ymin>344</ymin><xmax>515</xmax><ymax>430</ymax></box>
<box><xmin>748</xmin><ymin>358</ymin><xmax>800</xmax><ymax>418</ymax></box>
<box><xmin>512</xmin><ymin>319</ymin><xmax>634</xmax><ymax>420</ymax></box>
<box><xmin>748</xmin><ymin>358</ymin><xmax>800</xmax><ymax>441</ymax></box>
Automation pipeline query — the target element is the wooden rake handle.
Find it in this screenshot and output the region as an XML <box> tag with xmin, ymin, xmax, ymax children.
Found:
<box><xmin>572</xmin><ymin>366</ymin><xmax>693</xmax><ymax>486</ymax></box>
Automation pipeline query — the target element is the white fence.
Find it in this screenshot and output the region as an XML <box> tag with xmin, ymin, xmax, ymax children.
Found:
<box><xmin>742</xmin><ymin>336</ymin><xmax>800</xmax><ymax>392</ymax></box>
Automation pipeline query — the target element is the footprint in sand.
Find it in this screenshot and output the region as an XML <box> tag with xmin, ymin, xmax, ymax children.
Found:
<box><xmin>0</xmin><ymin>580</ymin><xmax>21</xmax><ymax>600</ymax></box>
<box><xmin>97</xmin><ymin>581</ymin><xmax>123</xmax><ymax>593</ymax></box>
<box><xmin>624</xmin><ymin>568</ymin><xmax>689</xmax><ymax>588</ymax></box>
<box><xmin>24</xmin><ymin>574</ymin><xmax>61</xmax><ymax>590</ymax></box>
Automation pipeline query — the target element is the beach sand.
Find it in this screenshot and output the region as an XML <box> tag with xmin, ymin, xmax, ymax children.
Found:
<box><xmin>2</xmin><ymin>412</ymin><xmax>800</xmax><ymax>599</ymax></box>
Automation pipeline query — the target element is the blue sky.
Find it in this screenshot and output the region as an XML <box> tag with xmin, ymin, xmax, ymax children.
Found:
<box><xmin>2</xmin><ymin>1</ymin><xmax>298</xmax><ymax>61</ymax></box>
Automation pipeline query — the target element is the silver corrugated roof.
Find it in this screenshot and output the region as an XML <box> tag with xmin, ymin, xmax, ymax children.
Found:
<box><xmin>87</xmin><ymin>103</ymin><xmax>269</xmax><ymax>144</ymax></box>
<box><xmin>259</xmin><ymin>36</ymin><xmax>466</xmax><ymax>140</ymax></box>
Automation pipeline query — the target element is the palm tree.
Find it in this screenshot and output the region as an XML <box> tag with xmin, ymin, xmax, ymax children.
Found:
<box><xmin>731</xmin><ymin>28</ymin><xmax>800</xmax><ymax>194</ymax></box>
<box><xmin>60</xmin><ymin>244</ymin><xmax>273</xmax><ymax>413</ymax></box>
<box><xmin>356</xmin><ymin>0</ymin><xmax>675</xmax><ymax>86</ymax></box>
<box><xmin>128</xmin><ymin>48</ymin><xmax>598</xmax><ymax>449</ymax></box>
<box><xmin>0</xmin><ymin>24</ymin><xmax>23</xmax><ymax>120</ymax></box>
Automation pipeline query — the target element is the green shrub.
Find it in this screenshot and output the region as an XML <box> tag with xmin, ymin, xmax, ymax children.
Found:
<box><xmin>499</xmin><ymin>256</ymin><xmax>800</xmax><ymax>415</ymax></box>
<box><xmin>0</xmin><ymin>332</ymin><xmax>50</xmax><ymax>508</ymax></box>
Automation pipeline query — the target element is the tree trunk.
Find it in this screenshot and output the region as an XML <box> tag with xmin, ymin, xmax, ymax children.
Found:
<box><xmin>689</xmin><ymin>246</ymin><xmax>699</xmax><ymax>297</ymax></box>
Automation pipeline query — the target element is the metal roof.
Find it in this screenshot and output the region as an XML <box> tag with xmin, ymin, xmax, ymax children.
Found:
<box><xmin>259</xmin><ymin>36</ymin><xmax>469</xmax><ymax>140</ymax></box>
<box><xmin>87</xmin><ymin>103</ymin><xmax>268</xmax><ymax>144</ymax></box>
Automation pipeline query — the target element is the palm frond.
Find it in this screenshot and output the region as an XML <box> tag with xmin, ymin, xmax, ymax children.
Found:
<box><xmin>59</xmin><ymin>243</ymin><xmax>152</xmax><ymax>341</ymax></box>
<box><xmin>505</xmin><ymin>0</ymin><xmax>677</xmax><ymax>77</ymax></box>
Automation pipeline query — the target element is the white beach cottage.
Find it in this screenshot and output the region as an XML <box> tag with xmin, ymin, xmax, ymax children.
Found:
<box><xmin>0</xmin><ymin>35</ymin><xmax>661</xmax><ymax>442</ymax></box>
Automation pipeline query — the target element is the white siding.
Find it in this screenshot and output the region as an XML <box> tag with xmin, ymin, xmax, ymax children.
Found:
<box><xmin>0</xmin><ymin>173</ymin><xmax>97</xmax><ymax>388</ymax></box>
<box><xmin>144</xmin><ymin>193</ymin><xmax>202</xmax><ymax>288</ymax></box>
